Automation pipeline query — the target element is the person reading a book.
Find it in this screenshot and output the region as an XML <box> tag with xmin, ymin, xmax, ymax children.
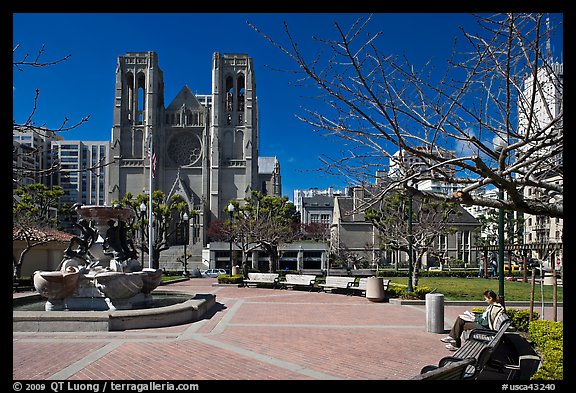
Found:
<box><xmin>440</xmin><ymin>289</ymin><xmax>505</xmax><ymax>351</ymax></box>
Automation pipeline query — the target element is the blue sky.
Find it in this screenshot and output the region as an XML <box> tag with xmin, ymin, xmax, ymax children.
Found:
<box><xmin>13</xmin><ymin>13</ymin><xmax>563</xmax><ymax>201</ymax></box>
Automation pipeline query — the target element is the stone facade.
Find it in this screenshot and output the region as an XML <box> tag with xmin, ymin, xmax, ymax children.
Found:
<box><xmin>107</xmin><ymin>51</ymin><xmax>280</xmax><ymax>270</ymax></box>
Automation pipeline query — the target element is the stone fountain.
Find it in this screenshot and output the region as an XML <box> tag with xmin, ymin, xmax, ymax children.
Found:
<box><xmin>33</xmin><ymin>205</ymin><xmax>163</xmax><ymax>311</ymax></box>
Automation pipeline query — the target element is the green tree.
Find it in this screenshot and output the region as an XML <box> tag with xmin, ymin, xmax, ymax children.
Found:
<box><xmin>12</xmin><ymin>183</ymin><xmax>65</xmax><ymax>278</ymax></box>
<box><xmin>117</xmin><ymin>191</ymin><xmax>197</xmax><ymax>269</ymax></box>
<box><xmin>227</xmin><ymin>191</ymin><xmax>299</xmax><ymax>274</ymax></box>
<box><xmin>365</xmin><ymin>189</ymin><xmax>461</xmax><ymax>289</ymax></box>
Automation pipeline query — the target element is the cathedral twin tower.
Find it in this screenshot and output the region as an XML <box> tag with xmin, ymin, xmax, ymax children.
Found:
<box><xmin>108</xmin><ymin>51</ymin><xmax>281</xmax><ymax>263</ymax></box>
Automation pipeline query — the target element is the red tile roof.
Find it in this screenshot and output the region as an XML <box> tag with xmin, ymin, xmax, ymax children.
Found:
<box><xmin>13</xmin><ymin>226</ymin><xmax>73</xmax><ymax>243</ymax></box>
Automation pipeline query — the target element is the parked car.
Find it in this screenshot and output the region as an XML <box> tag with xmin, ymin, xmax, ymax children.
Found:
<box><xmin>201</xmin><ymin>269</ymin><xmax>228</xmax><ymax>278</ymax></box>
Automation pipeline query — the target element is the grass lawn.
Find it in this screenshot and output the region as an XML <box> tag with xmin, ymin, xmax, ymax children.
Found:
<box><xmin>384</xmin><ymin>276</ymin><xmax>563</xmax><ymax>302</ymax></box>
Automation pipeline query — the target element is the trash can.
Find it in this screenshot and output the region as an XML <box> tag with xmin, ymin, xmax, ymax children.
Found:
<box><xmin>232</xmin><ymin>265</ymin><xmax>240</xmax><ymax>276</ymax></box>
<box><xmin>366</xmin><ymin>277</ymin><xmax>385</xmax><ymax>302</ymax></box>
<box><xmin>425</xmin><ymin>293</ymin><xmax>444</xmax><ymax>333</ymax></box>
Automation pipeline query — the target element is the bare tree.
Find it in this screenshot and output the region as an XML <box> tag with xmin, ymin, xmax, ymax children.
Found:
<box><xmin>366</xmin><ymin>189</ymin><xmax>463</xmax><ymax>288</ymax></box>
<box><xmin>248</xmin><ymin>13</ymin><xmax>563</xmax><ymax>219</ymax></box>
<box><xmin>227</xmin><ymin>191</ymin><xmax>299</xmax><ymax>273</ymax></box>
<box><xmin>13</xmin><ymin>44</ymin><xmax>93</xmax><ymax>183</ymax></box>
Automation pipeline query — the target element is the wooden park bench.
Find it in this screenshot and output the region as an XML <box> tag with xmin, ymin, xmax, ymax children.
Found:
<box><xmin>279</xmin><ymin>274</ymin><xmax>317</xmax><ymax>291</ymax></box>
<box><xmin>318</xmin><ymin>276</ymin><xmax>356</xmax><ymax>293</ymax></box>
<box><xmin>412</xmin><ymin>357</ymin><xmax>477</xmax><ymax>380</ymax></box>
<box><xmin>419</xmin><ymin>313</ymin><xmax>513</xmax><ymax>379</ymax></box>
<box><xmin>242</xmin><ymin>273</ymin><xmax>280</xmax><ymax>288</ymax></box>
<box><xmin>347</xmin><ymin>278</ymin><xmax>390</xmax><ymax>297</ymax></box>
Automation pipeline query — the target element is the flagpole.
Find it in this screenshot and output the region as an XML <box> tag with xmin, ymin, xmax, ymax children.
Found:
<box><xmin>148</xmin><ymin>131</ymin><xmax>154</xmax><ymax>269</ymax></box>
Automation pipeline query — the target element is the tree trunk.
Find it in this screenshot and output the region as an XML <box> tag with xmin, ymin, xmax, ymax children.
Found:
<box><xmin>152</xmin><ymin>249</ymin><xmax>160</xmax><ymax>269</ymax></box>
<box><xmin>483</xmin><ymin>249</ymin><xmax>489</xmax><ymax>278</ymax></box>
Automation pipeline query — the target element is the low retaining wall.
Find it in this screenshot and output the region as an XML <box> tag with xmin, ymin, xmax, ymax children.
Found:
<box><xmin>13</xmin><ymin>293</ymin><xmax>216</xmax><ymax>332</ymax></box>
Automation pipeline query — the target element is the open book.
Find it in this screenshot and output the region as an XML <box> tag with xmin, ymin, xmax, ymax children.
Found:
<box><xmin>459</xmin><ymin>310</ymin><xmax>476</xmax><ymax>322</ymax></box>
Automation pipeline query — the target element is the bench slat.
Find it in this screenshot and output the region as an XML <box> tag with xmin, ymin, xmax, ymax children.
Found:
<box><xmin>243</xmin><ymin>273</ymin><xmax>280</xmax><ymax>288</ymax></box>
<box><xmin>279</xmin><ymin>274</ymin><xmax>317</xmax><ymax>290</ymax></box>
<box><xmin>318</xmin><ymin>276</ymin><xmax>356</xmax><ymax>292</ymax></box>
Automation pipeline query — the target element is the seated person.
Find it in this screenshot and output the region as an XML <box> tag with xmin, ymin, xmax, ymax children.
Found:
<box><xmin>441</xmin><ymin>289</ymin><xmax>505</xmax><ymax>351</ymax></box>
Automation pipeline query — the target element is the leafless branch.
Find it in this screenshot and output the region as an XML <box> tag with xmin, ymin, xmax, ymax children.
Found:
<box><xmin>249</xmin><ymin>13</ymin><xmax>563</xmax><ymax>218</ymax></box>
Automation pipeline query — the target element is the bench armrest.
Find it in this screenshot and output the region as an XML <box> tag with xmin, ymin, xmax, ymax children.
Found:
<box><xmin>438</xmin><ymin>355</ymin><xmax>469</xmax><ymax>367</ymax></box>
<box><xmin>420</xmin><ymin>364</ymin><xmax>440</xmax><ymax>373</ymax></box>
<box><xmin>437</xmin><ymin>356</ymin><xmax>479</xmax><ymax>379</ymax></box>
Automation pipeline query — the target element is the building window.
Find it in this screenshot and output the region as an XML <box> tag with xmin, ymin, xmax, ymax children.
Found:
<box><xmin>225</xmin><ymin>76</ymin><xmax>234</xmax><ymax>112</ymax></box>
<box><xmin>237</xmin><ymin>75</ymin><xmax>245</xmax><ymax>112</ymax></box>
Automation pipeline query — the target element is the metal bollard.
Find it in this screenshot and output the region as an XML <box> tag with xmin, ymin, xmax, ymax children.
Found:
<box><xmin>425</xmin><ymin>293</ymin><xmax>445</xmax><ymax>333</ymax></box>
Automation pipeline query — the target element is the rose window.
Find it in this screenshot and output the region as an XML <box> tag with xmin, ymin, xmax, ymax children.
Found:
<box><xmin>168</xmin><ymin>134</ymin><xmax>202</xmax><ymax>166</ymax></box>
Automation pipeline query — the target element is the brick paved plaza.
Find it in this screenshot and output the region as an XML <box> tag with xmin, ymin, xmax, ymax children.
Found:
<box><xmin>13</xmin><ymin>277</ymin><xmax>562</xmax><ymax>381</ymax></box>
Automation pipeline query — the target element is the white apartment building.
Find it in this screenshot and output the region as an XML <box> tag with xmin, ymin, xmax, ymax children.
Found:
<box><xmin>13</xmin><ymin>130</ymin><xmax>63</xmax><ymax>187</ymax></box>
<box><xmin>293</xmin><ymin>186</ymin><xmax>347</xmax><ymax>222</ymax></box>
<box><xmin>50</xmin><ymin>140</ymin><xmax>109</xmax><ymax>208</ymax></box>
<box><xmin>517</xmin><ymin>62</ymin><xmax>563</xmax><ymax>266</ymax></box>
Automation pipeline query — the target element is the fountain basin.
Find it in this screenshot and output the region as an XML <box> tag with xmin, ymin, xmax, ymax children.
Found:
<box><xmin>33</xmin><ymin>266</ymin><xmax>80</xmax><ymax>300</ymax></box>
<box><xmin>94</xmin><ymin>271</ymin><xmax>144</xmax><ymax>299</ymax></box>
<box><xmin>138</xmin><ymin>268</ymin><xmax>164</xmax><ymax>294</ymax></box>
<box><xmin>76</xmin><ymin>204</ymin><xmax>134</xmax><ymax>221</ymax></box>
<box><xmin>13</xmin><ymin>291</ymin><xmax>216</xmax><ymax>332</ymax></box>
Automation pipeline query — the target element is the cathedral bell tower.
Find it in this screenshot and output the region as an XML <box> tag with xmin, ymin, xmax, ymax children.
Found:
<box><xmin>209</xmin><ymin>53</ymin><xmax>259</xmax><ymax>221</ymax></box>
<box><xmin>109</xmin><ymin>51</ymin><xmax>164</xmax><ymax>202</ymax></box>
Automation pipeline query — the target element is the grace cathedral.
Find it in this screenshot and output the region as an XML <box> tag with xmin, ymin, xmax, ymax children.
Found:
<box><xmin>107</xmin><ymin>51</ymin><xmax>282</xmax><ymax>269</ymax></box>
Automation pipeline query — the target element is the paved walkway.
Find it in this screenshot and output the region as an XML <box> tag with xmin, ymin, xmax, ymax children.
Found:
<box><xmin>13</xmin><ymin>278</ymin><xmax>562</xmax><ymax>381</ymax></box>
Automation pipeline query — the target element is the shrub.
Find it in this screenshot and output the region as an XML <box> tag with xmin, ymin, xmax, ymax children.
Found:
<box><xmin>277</xmin><ymin>270</ymin><xmax>300</xmax><ymax>278</ymax></box>
<box><xmin>528</xmin><ymin>320</ymin><xmax>563</xmax><ymax>348</ymax></box>
<box><xmin>529</xmin><ymin>320</ymin><xmax>563</xmax><ymax>380</ymax></box>
<box><xmin>387</xmin><ymin>282</ymin><xmax>406</xmax><ymax>298</ymax></box>
<box><xmin>218</xmin><ymin>274</ymin><xmax>243</xmax><ymax>284</ymax></box>
<box><xmin>13</xmin><ymin>276</ymin><xmax>33</xmax><ymax>285</ymax></box>
<box><xmin>413</xmin><ymin>285</ymin><xmax>434</xmax><ymax>299</ymax></box>
<box><xmin>386</xmin><ymin>283</ymin><xmax>434</xmax><ymax>300</ymax></box>
<box><xmin>506</xmin><ymin>308</ymin><xmax>540</xmax><ymax>332</ymax></box>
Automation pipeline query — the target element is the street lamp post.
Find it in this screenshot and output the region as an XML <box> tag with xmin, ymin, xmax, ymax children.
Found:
<box><xmin>182</xmin><ymin>212</ymin><xmax>189</xmax><ymax>277</ymax></box>
<box><xmin>228</xmin><ymin>202</ymin><xmax>235</xmax><ymax>277</ymax></box>
<box><xmin>407</xmin><ymin>182</ymin><xmax>414</xmax><ymax>293</ymax></box>
<box><xmin>139</xmin><ymin>202</ymin><xmax>146</xmax><ymax>269</ymax></box>
<box><xmin>498</xmin><ymin>188</ymin><xmax>505</xmax><ymax>308</ymax></box>
<box><xmin>493</xmin><ymin>136</ymin><xmax>506</xmax><ymax>309</ymax></box>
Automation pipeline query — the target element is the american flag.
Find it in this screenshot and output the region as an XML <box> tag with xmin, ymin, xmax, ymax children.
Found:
<box><xmin>147</xmin><ymin>134</ymin><xmax>156</xmax><ymax>179</ymax></box>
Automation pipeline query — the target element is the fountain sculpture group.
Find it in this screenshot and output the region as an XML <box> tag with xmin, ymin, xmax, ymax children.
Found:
<box><xmin>32</xmin><ymin>205</ymin><xmax>163</xmax><ymax>311</ymax></box>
